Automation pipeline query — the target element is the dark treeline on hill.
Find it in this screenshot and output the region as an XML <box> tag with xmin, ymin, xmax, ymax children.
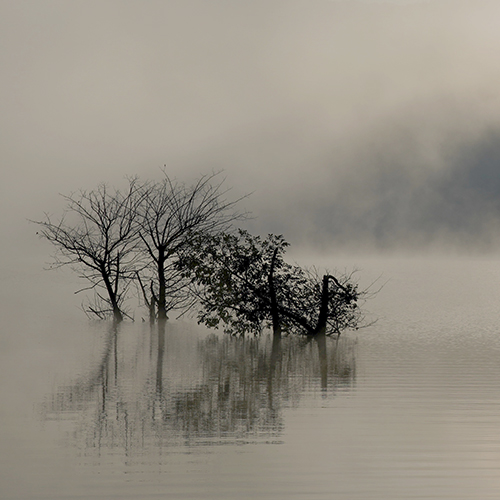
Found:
<box><xmin>33</xmin><ymin>171</ymin><xmax>366</xmax><ymax>337</ymax></box>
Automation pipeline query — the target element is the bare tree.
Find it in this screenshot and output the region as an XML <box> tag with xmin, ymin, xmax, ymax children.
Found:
<box><xmin>33</xmin><ymin>178</ymin><xmax>145</xmax><ymax>322</ymax></box>
<box><xmin>137</xmin><ymin>171</ymin><xmax>246</xmax><ymax>321</ymax></box>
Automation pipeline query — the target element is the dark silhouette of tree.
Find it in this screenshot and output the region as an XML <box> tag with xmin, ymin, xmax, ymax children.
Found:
<box><xmin>135</xmin><ymin>271</ymin><xmax>157</xmax><ymax>324</ymax></box>
<box><xmin>181</xmin><ymin>231</ymin><xmax>288</xmax><ymax>336</ymax></box>
<box><xmin>136</xmin><ymin>171</ymin><xmax>246</xmax><ymax>321</ymax></box>
<box><xmin>33</xmin><ymin>172</ymin><xmax>246</xmax><ymax>322</ymax></box>
<box><xmin>33</xmin><ymin>173</ymin><xmax>364</xmax><ymax>331</ymax></box>
<box><xmin>33</xmin><ymin>179</ymin><xmax>145</xmax><ymax>322</ymax></box>
<box><xmin>182</xmin><ymin>230</ymin><xmax>363</xmax><ymax>338</ymax></box>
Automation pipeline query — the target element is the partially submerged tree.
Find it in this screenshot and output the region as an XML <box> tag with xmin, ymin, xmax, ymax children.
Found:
<box><xmin>33</xmin><ymin>179</ymin><xmax>145</xmax><ymax>322</ymax></box>
<box><xmin>33</xmin><ymin>171</ymin><xmax>365</xmax><ymax>332</ymax></box>
<box><xmin>181</xmin><ymin>230</ymin><xmax>362</xmax><ymax>337</ymax></box>
<box><xmin>33</xmin><ymin>171</ymin><xmax>246</xmax><ymax>323</ymax></box>
<box><xmin>182</xmin><ymin>231</ymin><xmax>287</xmax><ymax>336</ymax></box>
<box><xmin>136</xmin><ymin>171</ymin><xmax>246</xmax><ymax>321</ymax></box>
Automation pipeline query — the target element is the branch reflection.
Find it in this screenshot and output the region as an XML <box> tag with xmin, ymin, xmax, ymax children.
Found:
<box><xmin>39</xmin><ymin>323</ymin><xmax>357</xmax><ymax>459</ymax></box>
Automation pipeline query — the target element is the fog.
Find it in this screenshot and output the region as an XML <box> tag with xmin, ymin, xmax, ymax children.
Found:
<box><xmin>4</xmin><ymin>6</ymin><xmax>500</xmax><ymax>495</ymax></box>
<box><xmin>2</xmin><ymin>0</ymin><xmax>500</xmax><ymax>266</ymax></box>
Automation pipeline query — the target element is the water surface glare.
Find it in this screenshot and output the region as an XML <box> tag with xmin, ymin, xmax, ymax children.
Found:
<box><xmin>2</xmin><ymin>257</ymin><xmax>500</xmax><ymax>499</ymax></box>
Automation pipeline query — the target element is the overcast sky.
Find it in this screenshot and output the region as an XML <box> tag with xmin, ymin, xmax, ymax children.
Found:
<box><xmin>2</xmin><ymin>0</ymin><xmax>500</xmax><ymax>263</ymax></box>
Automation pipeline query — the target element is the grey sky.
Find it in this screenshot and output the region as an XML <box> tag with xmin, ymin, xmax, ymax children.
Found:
<box><xmin>2</xmin><ymin>0</ymin><xmax>500</xmax><ymax>260</ymax></box>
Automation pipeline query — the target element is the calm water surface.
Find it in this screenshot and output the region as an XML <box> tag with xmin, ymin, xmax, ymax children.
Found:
<box><xmin>2</xmin><ymin>257</ymin><xmax>500</xmax><ymax>499</ymax></box>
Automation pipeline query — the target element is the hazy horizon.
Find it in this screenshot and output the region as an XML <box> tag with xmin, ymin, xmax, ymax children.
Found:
<box><xmin>4</xmin><ymin>5</ymin><xmax>500</xmax><ymax>497</ymax></box>
<box><xmin>3</xmin><ymin>0</ymin><xmax>500</xmax><ymax>266</ymax></box>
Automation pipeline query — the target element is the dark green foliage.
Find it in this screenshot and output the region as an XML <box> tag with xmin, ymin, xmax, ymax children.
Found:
<box><xmin>181</xmin><ymin>230</ymin><xmax>288</xmax><ymax>335</ymax></box>
<box><xmin>181</xmin><ymin>230</ymin><xmax>362</xmax><ymax>337</ymax></box>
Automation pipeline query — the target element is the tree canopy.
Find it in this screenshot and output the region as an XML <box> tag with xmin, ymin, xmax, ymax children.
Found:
<box><xmin>136</xmin><ymin>171</ymin><xmax>245</xmax><ymax>320</ymax></box>
<box><xmin>34</xmin><ymin>172</ymin><xmax>365</xmax><ymax>337</ymax></box>
<box><xmin>33</xmin><ymin>179</ymin><xmax>145</xmax><ymax>321</ymax></box>
<box><xmin>181</xmin><ymin>230</ymin><xmax>362</xmax><ymax>337</ymax></box>
<box><xmin>34</xmin><ymin>172</ymin><xmax>245</xmax><ymax>322</ymax></box>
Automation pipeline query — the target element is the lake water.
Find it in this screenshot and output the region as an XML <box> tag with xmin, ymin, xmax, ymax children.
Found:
<box><xmin>2</xmin><ymin>256</ymin><xmax>500</xmax><ymax>499</ymax></box>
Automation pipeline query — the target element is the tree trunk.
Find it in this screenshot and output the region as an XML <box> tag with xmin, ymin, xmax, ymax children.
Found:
<box><xmin>149</xmin><ymin>302</ymin><xmax>156</xmax><ymax>324</ymax></box>
<box><xmin>157</xmin><ymin>247</ymin><xmax>168</xmax><ymax>320</ymax></box>
<box><xmin>314</xmin><ymin>274</ymin><xmax>329</xmax><ymax>336</ymax></box>
<box><xmin>101</xmin><ymin>268</ymin><xmax>123</xmax><ymax>322</ymax></box>
<box><xmin>149</xmin><ymin>281</ymin><xmax>156</xmax><ymax>324</ymax></box>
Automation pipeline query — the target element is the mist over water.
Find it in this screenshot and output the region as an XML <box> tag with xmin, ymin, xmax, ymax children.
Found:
<box><xmin>2</xmin><ymin>257</ymin><xmax>500</xmax><ymax>499</ymax></box>
<box><xmin>3</xmin><ymin>1</ymin><xmax>500</xmax><ymax>498</ymax></box>
<box><xmin>2</xmin><ymin>0</ymin><xmax>500</xmax><ymax>258</ymax></box>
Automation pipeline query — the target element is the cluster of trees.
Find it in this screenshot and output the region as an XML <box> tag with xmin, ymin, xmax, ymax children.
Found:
<box><xmin>34</xmin><ymin>171</ymin><xmax>365</xmax><ymax>337</ymax></box>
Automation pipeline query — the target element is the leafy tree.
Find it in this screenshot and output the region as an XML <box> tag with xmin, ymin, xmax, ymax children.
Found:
<box><xmin>181</xmin><ymin>231</ymin><xmax>287</xmax><ymax>335</ymax></box>
<box><xmin>33</xmin><ymin>179</ymin><xmax>145</xmax><ymax>322</ymax></box>
<box><xmin>33</xmin><ymin>171</ymin><xmax>362</xmax><ymax>334</ymax></box>
<box><xmin>181</xmin><ymin>230</ymin><xmax>362</xmax><ymax>337</ymax></box>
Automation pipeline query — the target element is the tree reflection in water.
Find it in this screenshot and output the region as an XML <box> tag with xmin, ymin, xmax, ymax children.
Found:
<box><xmin>38</xmin><ymin>322</ymin><xmax>357</xmax><ymax>459</ymax></box>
